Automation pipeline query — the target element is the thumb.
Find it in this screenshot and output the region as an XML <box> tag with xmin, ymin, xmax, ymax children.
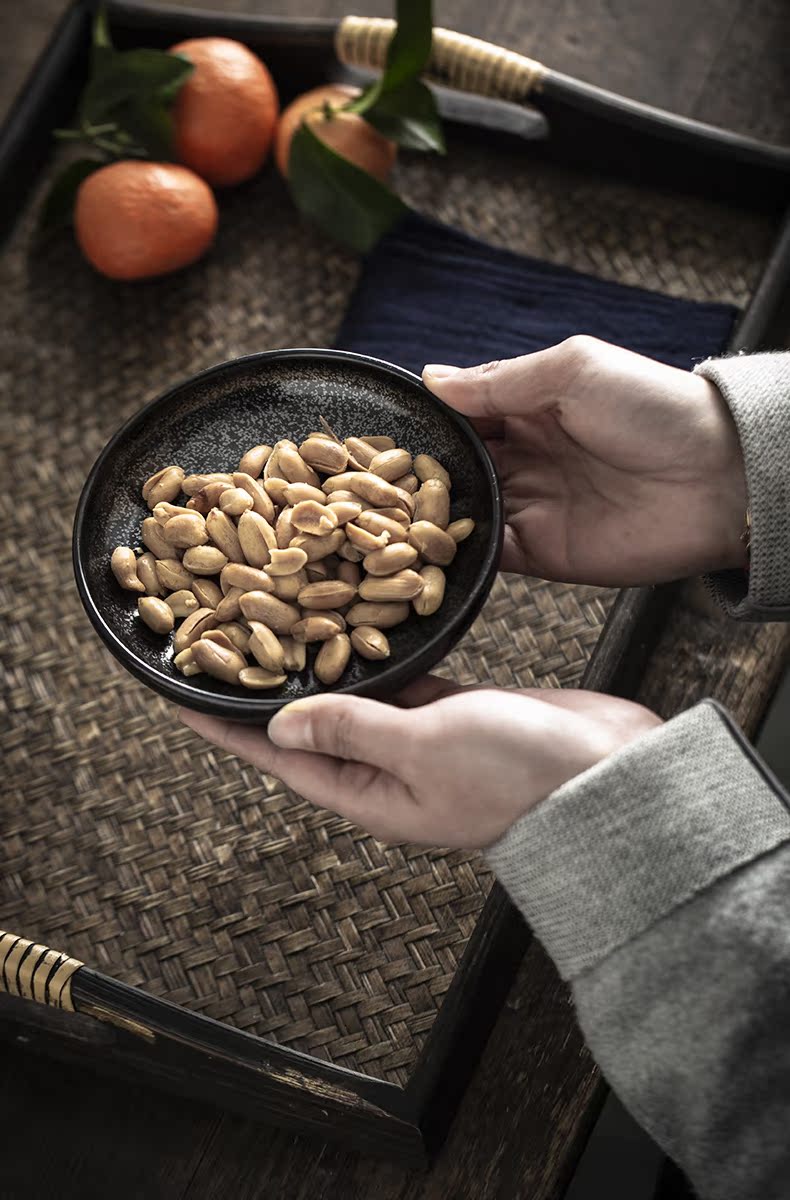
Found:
<box><xmin>422</xmin><ymin>346</ymin><xmax>564</xmax><ymax>419</ymax></box>
<box><xmin>268</xmin><ymin>694</ymin><xmax>412</xmax><ymax>773</ymax></box>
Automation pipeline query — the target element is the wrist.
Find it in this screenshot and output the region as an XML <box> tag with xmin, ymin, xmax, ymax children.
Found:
<box><xmin>697</xmin><ymin>378</ymin><xmax>749</xmax><ymax>572</ymax></box>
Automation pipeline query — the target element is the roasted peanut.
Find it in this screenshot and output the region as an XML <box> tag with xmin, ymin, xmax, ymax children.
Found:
<box><xmin>221</xmin><ymin>563</ymin><xmax>275</xmax><ymax>593</ymax></box>
<box><xmin>360</xmin><ymin>435</ymin><xmax>396</xmax><ymax>451</ymax></box>
<box><xmin>374</xmin><ymin>507</ymin><xmax>411</xmax><ymax>527</ymax></box>
<box><xmin>174</xmin><ymin>647</ymin><xmax>202</xmax><ymax>676</ymax></box>
<box><xmin>324</xmin><ymin>489</ymin><xmax>360</xmax><ymax>506</ymax></box>
<box><xmin>182</xmin><ymin>472</ymin><xmax>234</xmax><ymax>497</ymax></box>
<box><xmin>247</xmin><ymin>621</ymin><xmax>286</xmax><ymax>673</ymax></box>
<box><xmin>192</xmin><ymin>578</ymin><xmax>222</xmax><ymax>609</ymax></box>
<box><xmin>355</xmin><ymin>511</ymin><xmax>407</xmax><ymax>543</ymax></box>
<box><xmin>299</xmin><ymin>436</ymin><xmax>349</xmax><ymax>475</ymax></box>
<box><xmin>215</xmin><ymin>586</ymin><xmax>244</xmax><ymax>623</ymax></box>
<box><xmin>326</xmin><ymin>500</ymin><xmax>362</xmax><ymax>526</ymax></box>
<box><xmin>414</xmin><ymin>479</ymin><xmax>450</xmax><ymax>529</ymax></box>
<box><xmin>393</xmin><ymin>486</ymin><xmax>415</xmax><ymax>516</ymax></box>
<box><xmin>283</xmin><ymin>482</ymin><xmax>326</xmax><ymax>506</ymax></box>
<box><xmin>315</xmin><ymin>633</ymin><xmax>351</xmax><ymax>685</ymax></box>
<box><xmin>277</xmin><ymin>443</ymin><xmax>321</xmax><ymax>487</ymax></box>
<box><xmin>369</xmin><ymin>448</ymin><xmax>412</xmax><ymax>481</ymax></box>
<box><xmin>238</xmin><ymin>444</ymin><xmax>272</xmax><ymax>477</ymax></box>
<box><xmin>345</xmin><ymin>523</ymin><xmax>390</xmax><ymax>554</ymax></box>
<box><xmin>187</xmin><ymin>480</ymin><xmax>233</xmax><ymax>515</ymax></box>
<box><xmin>200</xmin><ymin>629</ymin><xmax>238</xmax><ymax>654</ymax></box>
<box><xmin>191</xmin><ymin>637</ymin><xmax>246</xmax><ymax>684</ymax></box>
<box><xmin>239</xmin><ymin>591</ymin><xmax>300</xmax><ymax>634</ymax></box>
<box><xmin>337</xmin><ymin>560</ymin><xmax>361</xmax><ymax>589</ymax></box>
<box><xmin>447</xmin><ymin>518</ymin><xmax>475</xmax><ymax>543</ymax></box>
<box><xmin>155</xmin><ymin>558</ymin><xmax>194</xmax><ymax>592</ymax></box>
<box><xmin>281</xmin><ymin>636</ymin><xmax>307</xmax><ymax>672</ymax></box>
<box><xmin>111</xmin><ymin>547</ymin><xmax>145</xmax><ymax>592</ymax></box>
<box><xmin>344</xmin><ymin>437</ymin><xmax>378</xmax><ymax>469</ymax></box>
<box><xmin>344</xmin><ymin>472</ymin><xmax>400</xmax><ymax>507</ymax></box>
<box><xmin>165</xmin><ymin>589</ymin><xmax>199</xmax><ymax>618</ymax></box>
<box><xmin>238</xmin><ymin>666</ymin><xmax>287</xmax><ymax>689</ymax></box>
<box><xmin>263</xmin><ymin>476</ymin><xmax>290</xmax><ymax>506</ymax></box>
<box><xmin>363</xmin><ymin>543</ymin><xmax>419</xmax><ymax>576</ymax></box>
<box><xmin>173</xmin><ymin>607</ymin><xmax>217</xmax><ymax>654</ymax></box>
<box><xmin>413</xmin><ymin>565</ymin><xmax>446</xmax><ymax>616</ymax></box>
<box><xmin>232</xmin><ymin>472</ymin><xmax>276</xmax><ymax>522</ymax></box>
<box><xmin>393</xmin><ymin>472</ymin><xmax>419</xmax><ymax>494</ymax></box>
<box><xmin>414</xmin><ymin>454</ymin><xmax>451</xmax><ymax>490</ymax></box>
<box><xmin>164</xmin><ymin>511</ymin><xmax>209</xmax><ymax>548</ymax></box>
<box><xmin>275</xmin><ymin>506</ymin><xmax>295</xmax><ymax>549</ymax></box>
<box><xmin>182</xmin><ymin>545</ymin><xmax>229</xmax><ymax>575</ymax></box>
<box><xmin>153</xmin><ymin>501</ymin><xmax>193</xmax><ymax>525</ymax></box>
<box><xmin>133</xmin><ymin>550</ymin><xmax>161</xmax><ymax>596</ymax></box>
<box><xmin>271</xmin><ymin>568</ymin><xmax>307</xmax><ymax>601</ymax></box>
<box><xmin>292</xmin><ymin>500</ymin><xmax>338</xmax><ymax>536</ymax></box>
<box><xmin>322</xmin><ymin>471</ymin><xmax>363</xmax><ymax>495</ymax></box>
<box><xmin>350</xmin><ymin>626</ymin><xmax>390</xmax><ymax>660</ymax></box>
<box><xmin>217</xmin><ymin>622</ymin><xmax>252</xmax><ymax>654</ymax></box>
<box><xmin>205</xmin><ymin>508</ymin><xmax>244</xmax><ymax>564</ymax></box>
<box><xmin>407</xmin><ymin>520</ymin><xmax>457</xmax><ymax>566</ymax></box>
<box><xmin>291</xmin><ymin>616</ymin><xmax>342</xmax><ymax>643</ymax></box>
<box><xmin>297</xmin><ymin>580</ymin><xmax>356</xmax><ymax>610</ymax></box>
<box><xmin>264</xmin><ymin>547</ymin><xmax>309</xmax><ymax>576</ymax></box>
<box><xmin>300</xmin><ymin>609</ymin><xmax>346</xmax><ymax>631</ymax></box>
<box><xmin>290</xmin><ymin>528</ymin><xmax>345</xmax><ymax>562</ymax></box>
<box><xmin>142</xmin><ymin>465</ymin><xmax>185</xmax><ymax>508</ymax></box>
<box><xmin>141</xmin><ymin>516</ymin><xmax>175</xmax><ymax>560</ymax></box>
<box><xmin>219</xmin><ymin>487</ymin><xmax>254</xmax><ymax>517</ymax></box>
<box><xmin>358</xmin><ymin>569</ymin><xmax>424</xmax><ymax>602</ymax></box>
<box><xmin>345</xmin><ymin>602</ymin><xmax>410</xmax><ymax>628</ymax></box>
<box><xmin>237</xmin><ymin>510</ymin><xmax>277</xmax><ymax>567</ymax></box>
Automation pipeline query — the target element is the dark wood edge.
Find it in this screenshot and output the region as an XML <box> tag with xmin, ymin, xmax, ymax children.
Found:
<box><xmin>3</xmin><ymin>0</ymin><xmax>790</xmax><ymax>1163</ymax></box>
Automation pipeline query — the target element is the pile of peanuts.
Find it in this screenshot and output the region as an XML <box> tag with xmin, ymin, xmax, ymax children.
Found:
<box><xmin>110</xmin><ymin>428</ymin><xmax>475</xmax><ymax>690</ymax></box>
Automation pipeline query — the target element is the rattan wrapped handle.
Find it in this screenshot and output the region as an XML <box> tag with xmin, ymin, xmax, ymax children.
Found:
<box><xmin>0</xmin><ymin>929</ymin><xmax>82</xmax><ymax>1011</ymax></box>
<box><xmin>335</xmin><ymin>16</ymin><xmax>546</xmax><ymax>102</ymax></box>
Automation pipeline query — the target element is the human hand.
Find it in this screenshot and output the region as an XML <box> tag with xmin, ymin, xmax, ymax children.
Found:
<box><xmin>178</xmin><ymin>680</ymin><xmax>661</xmax><ymax>848</ymax></box>
<box><xmin>423</xmin><ymin>336</ymin><xmax>747</xmax><ymax>586</ymax></box>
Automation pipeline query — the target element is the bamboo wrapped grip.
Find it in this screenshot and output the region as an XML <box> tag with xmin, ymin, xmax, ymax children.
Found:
<box><xmin>335</xmin><ymin>16</ymin><xmax>546</xmax><ymax>102</ymax></box>
<box><xmin>0</xmin><ymin>930</ymin><xmax>82</xmax><ymax>1011</ymax></box>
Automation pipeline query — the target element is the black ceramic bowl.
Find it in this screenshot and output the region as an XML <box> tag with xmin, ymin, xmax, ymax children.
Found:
<box><xmin>73</xmin><ymin>349</ymin><xmax>503</xmax><ymax>721</ymax></box>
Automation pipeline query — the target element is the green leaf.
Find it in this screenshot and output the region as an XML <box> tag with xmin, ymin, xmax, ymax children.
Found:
<box><xmin>81</xmin><ymin>49</ymin><xmax>193</xmax><ymax>126</ymax></box>
<box><xmin>38</xmin><ymin>158</ymin><xmax>104</xmax><ymax>233</ymax></box>
<box><xmin>362</xmin><ymin>78</ymin><xmax>445</xmax><ymax>152</ymax></box>
<box><xmin>289</xmin><ymin>122</ymin><xmax>408</xmax><ymax>254</ymax></box>
<box><xmin>116</xmin><ymin>96</ymin><xmax>175</xmax><ymax>160</ymax></box>
<box><xmin>381</xmin><ymin>0</ymin><xmax>434</xmax><ymax>92</ymax></box>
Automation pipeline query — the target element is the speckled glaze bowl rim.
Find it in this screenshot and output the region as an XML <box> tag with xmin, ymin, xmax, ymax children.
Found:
<box><xmin>72</xmin><ymin>348</ymin><xmax>504</xmax><ymax>718</ymax></box>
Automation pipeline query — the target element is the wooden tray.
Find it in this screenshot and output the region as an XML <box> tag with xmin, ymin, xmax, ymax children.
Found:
<box><xmin>1</xmin><ymin>0</ymin><xmax>789</xmax><ymax>1165</ymax></box>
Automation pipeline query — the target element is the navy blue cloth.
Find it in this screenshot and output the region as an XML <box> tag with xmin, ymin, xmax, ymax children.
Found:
<box><xmin>334</xmin><ymin>212</ymin><xmax>737</xmax><ymax>373</ymax></box>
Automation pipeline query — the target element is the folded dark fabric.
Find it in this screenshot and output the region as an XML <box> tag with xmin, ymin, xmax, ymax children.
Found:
<box><xmin>334</xmin><ymin>212</ymin><xmax>737</xmax><ymax>373</ymax></box>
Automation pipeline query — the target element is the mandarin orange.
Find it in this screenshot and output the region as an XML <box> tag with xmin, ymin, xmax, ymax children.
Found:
<box><xmin>275</xmin><ymin>84</ymin><xmax>397</xmax><ymax>183</ymax></box>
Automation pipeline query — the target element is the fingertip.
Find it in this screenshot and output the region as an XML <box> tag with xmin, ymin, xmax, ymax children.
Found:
<box><xmin>422</xmin><ymin>363</ymin><xmax>460</xmax><ymax>387</ymax></box>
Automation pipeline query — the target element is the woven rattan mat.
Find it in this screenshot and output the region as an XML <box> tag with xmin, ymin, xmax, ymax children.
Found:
<box><xmin>0</xmin><ymin>141</ymin><xmax>774</xmax><ymax>1084</ymax></box>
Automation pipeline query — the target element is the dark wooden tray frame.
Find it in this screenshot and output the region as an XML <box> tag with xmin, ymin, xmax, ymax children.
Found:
<box><xmin>1</xmin><ymin>0</ymin><xmax>789</xmax><ymax>1166</ymax></box>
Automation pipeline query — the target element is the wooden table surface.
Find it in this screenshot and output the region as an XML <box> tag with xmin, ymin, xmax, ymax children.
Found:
<box><xmin>1</xmin><ymin>3</ymin><xmax>789</xmax><ymax>1199</ymax></box>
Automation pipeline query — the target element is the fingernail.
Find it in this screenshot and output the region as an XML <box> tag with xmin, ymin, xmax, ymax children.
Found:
<box><xmin>423</xmin><ymin>364</ymin><xmax>459</xmax><ymax>382</ymax></box>
<box><xmin>268</xmin><ymin>699</ymin><xmax>317</xmax><ymax>749</ymax></box>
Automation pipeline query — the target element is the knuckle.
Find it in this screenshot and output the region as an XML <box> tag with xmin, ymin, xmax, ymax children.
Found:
<box><xmin>561</xmin><ymin>334</ymin><xmax>604</xmax><ymax>364</ymax></box>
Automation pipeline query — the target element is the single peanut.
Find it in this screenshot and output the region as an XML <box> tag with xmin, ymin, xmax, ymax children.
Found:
<box><xmin>277</xmin><ymin>444</ymin><xmax>321</xmax><ymax>487</ymax></box>
<box><xmin>345</xmin><ymin>523</ymin><xmax>390</xmax><ymax>554</ymax></box>
<box><xmin>337</xmin><ymin>560</ymin><xmax>361</xmax><ymax>589</ymax></box>
<box><xmin>360</xmin><ymin>435</ymin><xmax>396</xmax><ymax>451</ymax></box>
<box><xmin>297</xmin><ymin>580</ymin><xmax>356</xmax><ymax>610</ymax></box>
<box><xmin>407</xmin><ymin>521</ymin><xmax>457</xmax><ymax>566</ymax></box>
<box><xmin>292</xmin><ymin>500</ymin><xmax>338</xmax><ymax>536</ymax></box>
<box><xmin>165</xmin><ymin>589</ymin><xmax>199</xmax><ymax>618</ymax></box>
<box><xmin>155</xmin><ymin>558</ymin><xmax>194</xmax><ymax>592</ymax></box>
<box><xmin>290</xmin><ymin>528</ymin><xmax>345</xmax><ymax>562</ymax></box>
<box><xmin>299</xmin><ymin>436</ymin><xmax>349</xmax><ymax>475</ymax></box>
<box><xmin>219</xmin><ymin>487</ymin><xmax>254</xmax><ymax>517</ymax></box>
<box><xmin>182</xmin><ymin>472</ymin><xmax>234</xmax><ymax>497</ymax></box>
<box><xmin>221</xmin><ymin>563</ymin><xmax>275</xmax><ymax>593</ymax></box>
<box><xmin>369</xmin><ymin>448</ymin><xmax>412</xmax><ymax>481</ymax></box>
<box><xmin>291</xmin><ymin>616</ymin><xmax>342</xmax><ymax>643</ymax></box>
<box><xmin>271</xmin><ymin>568</ymin><xmax>307</xmax><ymax>601</ymax></box>
<box><xmin>217</xmin><ymin>622</ymin><xmax>252</xmax><ymax>654</ymax></box>
<box><xmin>283</xmin><ymin>482</ymin><xmax>326</xmax><ymax>506</ymax></box>
<box><xmin>350</xmin><ymin>626</ymin><xmax>390</xmax><ymax>661</ymax></box>
<box><xmin>326</xmin><ymin>500</ymin><xmax>363</xmax><ymax>526</ymax></box>
<box><xmin>153</xmin><ymin>502</ymin><xmax>193</xmax><ymax>525</ymax></box>
<box><xmin>142</xmin><ymin>465</ymin><xmax>185</xmax><ymax>508</ymax></box>
<box><xmin>187</xmin><ymin>480</ymin><xmax>233</xmax><ymax>515</ymax></box>
<box><xmin>205</xmin><ymin>508</ymin><xmax>245</xmax><ymax>564</ymax></box>
<box><xmin>393</xmin><ymin>472</ymin><xmax>419</xmax><ymax>494</ymax></box>
<box><xmin>173</xmin><ymin>607</ymin><xmax>217</xmax><ymax>654</ymax></box>
<box><xmin>111</xmin><ymin>547</ymin><xmax>145</xmax><ymax>592</ymax></box>
<box><xmin>141</xmin><ymin>516</ymin><xmax>175</xmax><ymax>560</ymax></box>
<box><xmin>238</xmin><ymin>667</ymin><xmax>287</xmax><ymax>689</ymax></box>
<box><xmin>214</xmin><ymin>586</ymin><xmax>244</xmax><ymax>623</ymax></box>
<box><xmin>324</xmin><ymin>489</ymin><xmax>360</xmax><ymax>505</ymax></box>
<box><xmin>275</xmin><ymin>506</ymin><xmax>295</xmax><ymax>549</ymax></box>
<box><xmin>374</xmin><ymin>506</ymin><xmax>410</xmax><ymax>528</ymax></box>
<box><xmin>322</xmin><ymin>471</ymin><xmax>363</xmax><ymax>495</ymax></box>
<box><xmin>263</xmin><ymin>476</ymin><xmax>290</xmax><ymax>506</ymax></box>
<box><xmin>414</xmin><ymin>479</ymin><xmax>450</xmax><ymax>529</ymax></box>
<box><xmin>363</xmin><ymin>543</ymin><xmax>419</xmax><ymax>576</ymax></box>
<box><xmin>281</xmin><ymin>636</ymin><xmax>307</xmax><ymax>672</ymax></box>
<box><xmin>237</xmin><ymin>510</ymin><xmax>277</xmax><ymax>567</ymax></box>
<box><xmin>315</xmin><ymin>633</ymin><xmax>351</xmax><ymax>685</ymax></box>
<box><xmin>246</xmin><ymin>621</ymin><xmax>285</xmax><ymax>673</ymax></box>
<box><xmin>164</xmin><ymin>511</ymin><xmax>209</xmax><ymax>548</ymax></box>
<box><xmin>447</xmin><ymin>518</ymin><xmax>476</xmax><ymax>543</ymax></box>
<box><xmin>301</xmin><ymin>609</ymin><xmax>346</xmax><ymax>631</ymax></box>
<box><xmin>192</xmin><ymin>578</ymin><xmax>222</xmax><ymax>609</ymax></box>
<box><xmin>135</xmin><ymin>551</ymin><xmax>162</xmax><ymax>595</ymax></box>
<box><xmin>344</xmin><ymin>437</ymin><xmax>377</xmax><ymax>469</ymax></box>
<box><xmin>264</xmin><ymin>547</ymin><xmax>309</xmax><ymax>576</ymax></box>
<box><xmin>239</xmin><ymin>591</ymin><xmax>300</xmax><ymax>634</ymax></box>
<box><xmin>182</xmin><ymin>545</ymin><xmax>229</xmax><ymax>576</ymax></box>
<box><xmin>200</xmin><ymin>629</ymin><xmax>238</xmax><ymax>654</ymax></box>
<box><xmin>191</xmin><ymin>637</ymin><xmax>246</xmax><ymax>684</ymax></box>
<box><xmin>344</xmin><ymin>472</ymin><xmax>400</xmax><ymax>507</ymax></box>
<box><xmin>355</xmin><ymin>511</ymin><xmax>407</xmax><ymax>543</ymax></box>
<box><xmin>232</xmin><ymin>472</ymin><xmax>276</xmax><ymax>522</ymax></box>
<box><xmin>238</xmin><ymin>444</ymin><xmax>272</xmax><ymax>477</ymax></box>
<box><xmin>345</xmin><ymin>602</ymin><xmax>410</xmax><ymax>628</ymax></box>
<box><xmin>413</xmin><ymin>565</ymin><xmax>446</xmax><ymax>616</ymax></box>
<box><xmin>414</xmin><ymin>454</ymin><xmax>451</xmax><ymax>490</ymax></box>
<box><xmin>358</xmin><ymin>569</ymin><xmax>424</xmax><ymax>602</ymax></box>
<box><xmin>174</xmin><ymin>647</ymin><xmax>202</xmax><ymax>676</ymax></box>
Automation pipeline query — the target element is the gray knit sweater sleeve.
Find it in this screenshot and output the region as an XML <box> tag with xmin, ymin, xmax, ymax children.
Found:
<box><xmin>695</xmin><ymin>353</ymin><xmax>790</xmax><ymax>619</ymax></box>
